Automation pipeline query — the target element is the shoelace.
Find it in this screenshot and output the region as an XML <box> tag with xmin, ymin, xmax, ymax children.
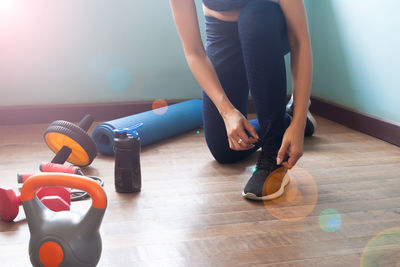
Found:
<box><xmin>256</xmin><ymin>150</ymin><xmax>278</xmax><ymax>171</ymax></box>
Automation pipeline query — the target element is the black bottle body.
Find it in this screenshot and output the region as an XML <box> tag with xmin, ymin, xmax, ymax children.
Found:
<box><xmin>113</xmin><ymin>132</ymin><xmax>141</xmax><ymax>193</ymax></box>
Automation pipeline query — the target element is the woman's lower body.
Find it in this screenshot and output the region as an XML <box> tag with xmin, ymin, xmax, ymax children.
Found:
<box><xmin>202</xmin><ymin>0</ymin><xmax>299</xmax><ymax>200</ymax></box>
<box><xmin>203</xmin><ymin>0</ymin><xmax>290</xmax><ymax>164</ymax></box>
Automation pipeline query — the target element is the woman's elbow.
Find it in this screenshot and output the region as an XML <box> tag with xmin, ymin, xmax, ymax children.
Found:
<box><xmin>184</xmin><ymin>48</ymin><xmax>207</xmax><ymax>62</ymax></box>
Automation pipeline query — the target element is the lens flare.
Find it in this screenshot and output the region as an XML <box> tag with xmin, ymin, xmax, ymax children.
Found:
<box><xmin>152</xmin><ymin>99</ymin><xmax>168</xmax><ymax>115</ymax></box>
<box><xmin>0</xmin><ymin>0</ymin><xmax>19</xmax><ymax>24</ymax></box>
<box><xmin>87</xmin><ymin>52</ymin><xmax>133</xmax><ymax>98</ymax></box>
<box><xmin>318</xmin><ymin>208</ymin><xmax>342</xmax><ymax>232</ymax></box>
<box><xmin>106</xmin><ymin>66</ymin><xmax>131</xmax><ymax>91</ymax></box>
<box><xmin>361</xmin><ymin>227</ymin><xmax>400</xmax><ymax>267</ymax></box>
<box><xmin>263</xmin><ymin>166</ymin><xmax>318</xmax><ymax>222</ymax></box>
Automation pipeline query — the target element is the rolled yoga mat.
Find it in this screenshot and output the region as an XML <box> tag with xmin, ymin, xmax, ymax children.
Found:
<box><xmin>92</xmin><ymin>99</ymin><xmax>203</xmax><ymax>155</ymax></box>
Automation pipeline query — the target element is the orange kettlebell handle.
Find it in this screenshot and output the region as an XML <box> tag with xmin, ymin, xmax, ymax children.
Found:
<box><xmin>21</xmin><ymin>173</ymin><xmax>106</xmax><ymax>209</ymax></box>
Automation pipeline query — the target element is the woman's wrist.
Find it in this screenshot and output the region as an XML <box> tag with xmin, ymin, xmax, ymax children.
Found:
<box><xmin>215</xmin><ymin>95</ymin><xmax>235</xmax><ymax>119</ymax></box>
<box><xmin>289</xmin><ymin>116</ymin><xmax>306</xmax><ymax>131</ymax></box>
<box><xmin>290</xmin><ymin>89</ymin><xmax>310</xmax><ymax>130</ymax></box>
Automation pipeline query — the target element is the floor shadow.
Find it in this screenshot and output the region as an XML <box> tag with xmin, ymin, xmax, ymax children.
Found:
<box><xmin>303</xmin><ymin>135</ymin><xmax>326</xmax><ymax>151</ymax></box>
<box><xmin>194</xmin><ymin>149</ymin><xmax>261</xmax><ymax>180</ymax></box>
<box><xmin>81</xmin><ymin>165</ymin><xmax>101</xmax><ymax>176</ymax></box>
<box><xmin>0</xmin><ymin>218</ymin><xmax>27</xmax><ymax>232</ymax></box>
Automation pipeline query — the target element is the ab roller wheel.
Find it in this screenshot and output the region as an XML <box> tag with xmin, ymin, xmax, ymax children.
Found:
<box><xmin>44</xmin><ymin>115</ymin><xmax>97</xmax><ymax>167</ymax></box>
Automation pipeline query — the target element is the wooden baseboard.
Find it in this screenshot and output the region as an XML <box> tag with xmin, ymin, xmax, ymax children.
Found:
<box><xmin>308</xmin><ymin>96</ymin><xmax>400</xmax><ymax>147</ymax></box>
<box><xmin>1</xmin><ymin>97</ymin><xmax>398</xmax><ymax>147</ymax></box>
<box><xmin>248</xmin><ymin>96</ymin><xmax>399</xmax><ymax>146</ymax></box>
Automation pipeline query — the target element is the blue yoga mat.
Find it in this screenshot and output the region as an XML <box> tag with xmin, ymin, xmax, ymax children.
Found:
<box><xmin>92</xmin><ymin>99</ymin><xmax>203</xmax><ymax>155</ymax></box>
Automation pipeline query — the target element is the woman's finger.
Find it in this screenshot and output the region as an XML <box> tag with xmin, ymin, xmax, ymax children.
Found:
<box><xmin>243</xmin><ymin>120</ymin><xmax>260</xmax><ymax>141</ymax></box>
<box><xmin>277</xmin><ymin>139</ymin><xmax>290</xmax><ymax>165</ymax></box>
<box><xmin>229</xmin><ymin>125</ymin><xmax>253</xmax><ymax>149</ymax></box>
<box><xmin>236</xmin><ymin>131</ymin><xmax>252</xmax><ymax>146</ymax></box>
<box><xmin>234</xmin><ymin>134</ymin><xmax>254</xmax><ymax>150</ymax></box>
<box><xmin>281</xmin><ymin>161</ymin><xmax>293</xmax><ymax>169</ymax></box>
<box><xmin>231</xmin><ymin>122</ymin><xmax>251</xmax><ymax>144</ymax></box>
<box><xmin>228</xmin><ymin>137</ymin><xmax>235</xmax><ymax>150</ymax></box>
<box><xmin>229</xmin><ymin>136</ymin><xmax>242</xmax><ymax>151</ymax></box>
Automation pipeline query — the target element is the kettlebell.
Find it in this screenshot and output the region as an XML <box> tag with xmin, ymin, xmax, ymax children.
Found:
<box><xmin>21</xmin><ymin>173</ymin><xmax>107</xmax><ymax>267</ymax></box>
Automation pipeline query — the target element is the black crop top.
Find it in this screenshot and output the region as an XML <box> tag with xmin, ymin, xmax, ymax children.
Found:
<box><xmin>202</xmin><ymin>0</ymin><xmax>252</xmax><ymax>11</ymax></box>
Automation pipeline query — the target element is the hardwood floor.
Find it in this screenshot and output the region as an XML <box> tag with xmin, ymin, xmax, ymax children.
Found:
<box><xmin>0</xmin><ymin>116</ymin><xmax>399</xmax><ymax>266</ymax></box>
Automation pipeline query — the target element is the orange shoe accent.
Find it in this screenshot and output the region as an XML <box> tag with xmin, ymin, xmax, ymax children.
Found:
<box><xmin>38</xmin><ymin>241</ymin><xmax>64</xmax><ymax>267</ymax></box>
<box><xmin>21</xmin><ymin>173</ymin><xmax>107</xmax><ymax>209</ymax></box>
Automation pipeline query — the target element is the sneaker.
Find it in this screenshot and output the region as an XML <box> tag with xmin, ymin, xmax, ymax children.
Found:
<box><xmin>242</xmin><ymin>150</ymin><xmax>290</xmax><ymax>201</ymax></box>
<box><xmin>286</xmin><ymin>94</ymin><xmax>317</xmax><ymax>136</ymax></box>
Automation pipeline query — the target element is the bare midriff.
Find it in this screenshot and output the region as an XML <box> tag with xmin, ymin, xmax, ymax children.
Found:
<box><xmin>202</xmin><ymin>4</ymin><xmax>241</xmax><ymax>22</ymax></box>
<box><xmin>202</xmin><ymin>0</ymin><xmax>279</xmax><ymax>22</ymax></box>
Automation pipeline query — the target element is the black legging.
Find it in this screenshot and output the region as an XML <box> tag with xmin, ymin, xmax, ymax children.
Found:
<box><xmin>202</xmin><ymin>0</ymin><xmax>291</xmax><ymax>164</ymax></box>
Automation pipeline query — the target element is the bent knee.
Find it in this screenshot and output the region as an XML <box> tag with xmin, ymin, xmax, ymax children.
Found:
<box><xmin>211</xmin><ymin>149</ymin><xmax>246</xmax><ymax>164</ymax></box>
<box><xmin>207</xmin><ymin>142</ymin><xmax>255</xmax><ymax>164</ymax></box>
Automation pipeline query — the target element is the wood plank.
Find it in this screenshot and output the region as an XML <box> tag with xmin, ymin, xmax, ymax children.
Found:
<box><xmin>0</xmin><ymin>115</ymin><xmax>399</xmax><ymax>266</ymax></box>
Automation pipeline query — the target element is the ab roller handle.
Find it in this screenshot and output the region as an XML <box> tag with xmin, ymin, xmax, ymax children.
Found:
<box><xmin>21</xmin><ymin>173</ymin><xmax>107</xmax><ymax>267</ymax></box>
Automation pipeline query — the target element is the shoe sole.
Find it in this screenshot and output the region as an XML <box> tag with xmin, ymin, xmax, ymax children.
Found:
<box><xmin>286</xmin><ymin>98</ymin><xmax>317</xmax><ymax>135</ymax></box>
<box><xmin>242</xmin><ymin>174</ymin><xmax>291</xmax><ymax>201</ymax></box>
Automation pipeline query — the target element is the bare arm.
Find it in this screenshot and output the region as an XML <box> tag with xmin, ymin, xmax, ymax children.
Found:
<box><xmin>169</xmin><ymin>0</ymin><xmax>231</xmax><ymax>115</ymax></box>
<box><xmin>281</xmin><ymin>0</ymin><xmax>313</xmax><ymax>130</ymax></box>
<box><xmin>277</xmin><ymin>0</ymin><xmax>313</xmax><ymax>167</ymax></box>
<box><xmin>169</xmin><ymin>0</ymin><xmax>259</xmax><ymax>150</ymax></box>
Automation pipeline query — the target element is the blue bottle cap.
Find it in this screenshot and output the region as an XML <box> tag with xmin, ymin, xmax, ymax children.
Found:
<box><xmin>113</xmin><ymin>122</ymin><xmax>143</xmax><ymax>138</ymax></box>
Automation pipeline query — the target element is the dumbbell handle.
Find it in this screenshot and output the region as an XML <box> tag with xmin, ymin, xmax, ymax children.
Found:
<box><xmin>16</xmin><ymin>194</ymin><xmax>21</xmax><ymax>205</ymax></box>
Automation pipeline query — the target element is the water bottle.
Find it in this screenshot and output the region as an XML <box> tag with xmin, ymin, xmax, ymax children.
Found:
<box><xmin>113</xmin><ymin>123</ymin><xmax>143</xmax><ymax>193</ymax></box>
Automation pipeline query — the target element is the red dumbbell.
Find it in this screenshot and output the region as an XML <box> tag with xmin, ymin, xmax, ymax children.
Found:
<box><xmin>36</xmin><ymin>186</ymin><xmax>71</xmax><ymax>212</ymax></box>
<box><xmin>18</xmin><ymin>172</ymin><xmax>72</xmax><ymax>213</ymax></box>
<box><xmin>0</xmin><ymin>186</ymin><xmax>71</xmax><ymax>222</ymax></box>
